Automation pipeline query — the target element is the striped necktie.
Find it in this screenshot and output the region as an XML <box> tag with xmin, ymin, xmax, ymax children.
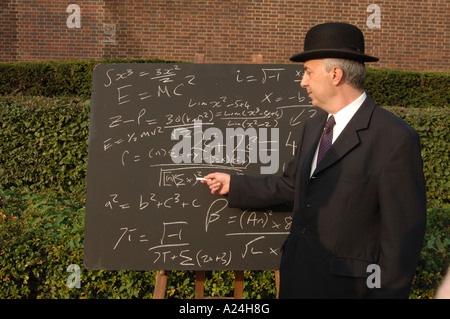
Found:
<box><xmin>317</xmin><ymin>115</ymin><xmax>336</xmax><ymax>164</ymax></box>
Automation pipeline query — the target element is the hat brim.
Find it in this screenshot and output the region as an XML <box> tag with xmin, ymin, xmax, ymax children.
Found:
<box><xmin>290</xmin><ymin>49</ymin><xmax>379</xmax><ymax>63</ymax></box>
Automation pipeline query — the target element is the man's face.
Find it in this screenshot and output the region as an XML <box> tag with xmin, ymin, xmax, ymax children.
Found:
<box><xmin>300</xmin><ymin>59</ymin><xmax>334</xmax><ymax>110</ymax></box>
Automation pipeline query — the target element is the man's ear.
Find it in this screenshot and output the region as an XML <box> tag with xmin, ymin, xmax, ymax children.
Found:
<box><xmin>329</xmin><ymin>66</ymin><xmax>345</xmax><ymax>86</ymax></box>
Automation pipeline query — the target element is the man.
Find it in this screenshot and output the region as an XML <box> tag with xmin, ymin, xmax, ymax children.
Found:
<box><xmin>202</xmin><ymin>22</ymin><xmax>426</xmax><ymax>298</ymax></box>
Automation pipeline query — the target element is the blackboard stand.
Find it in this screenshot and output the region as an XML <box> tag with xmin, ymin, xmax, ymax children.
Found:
<box><xmin>152</xmin><ymin>53</ymin><xmax>280</xmax><ymax>299</ymax></box>
<box><xmin>153</xmin><ymin>270</ymin><xmax>279</xmax><ymax>299</ymax></box>
<box><xmin>153</xmin><ymin>270</ymin><xmax>169</xmax><ymax>299</ymax></box>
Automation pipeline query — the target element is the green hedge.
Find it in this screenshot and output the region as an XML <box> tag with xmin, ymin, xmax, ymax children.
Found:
<box><xmin>366</xmin><ymin>68</ymin><xmax>449</xmax><ymax>108</ymax></box>
<box><xmin>0</xmin><ymin>60</ymin><xmax>448</xmax><ymax>107</ymax></box>
<box><xmin>0</xmin><ymin>95</ymin><xmax>448</xmax><ymax>298</ymax></box>
<box><xmin>0</xmin><ymin>96</ymin><xmax>89</xmax><ymax>200</ymax></box>
<box><xmin>0</xmin><ymin>62</ymin><xmax>448</xmax><ymax>298</ymax></box>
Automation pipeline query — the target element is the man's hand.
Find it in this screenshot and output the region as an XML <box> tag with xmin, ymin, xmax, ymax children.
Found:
<box><xmin>201</xmin><ymin>172</ymin><xmax>231</xmax><ymax>195</ymax></box>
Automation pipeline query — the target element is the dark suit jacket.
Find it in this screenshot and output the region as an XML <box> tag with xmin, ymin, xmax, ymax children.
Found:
<box><xmin>228</xmin><ymin>95</ymin><xmax>427</xmax><ymax>298</ymax></box>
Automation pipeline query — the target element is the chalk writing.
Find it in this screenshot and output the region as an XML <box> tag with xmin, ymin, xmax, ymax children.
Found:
<box><xmin>84</xmin><ymin>63</ymin><xmax>313</xmax><ymax>270</ymax></box>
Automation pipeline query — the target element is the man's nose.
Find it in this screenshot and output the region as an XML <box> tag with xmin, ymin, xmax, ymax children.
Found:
<box><xmin>300</xmin><ymin>74</ymin><xmax>308</xmax><ymax>88</ymax></box>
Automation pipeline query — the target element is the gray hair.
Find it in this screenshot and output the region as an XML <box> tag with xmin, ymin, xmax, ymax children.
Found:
<box><xmin>323</xmin><ymin>58</ymin><xmax>366</xmax><ymax>91</ymax></box>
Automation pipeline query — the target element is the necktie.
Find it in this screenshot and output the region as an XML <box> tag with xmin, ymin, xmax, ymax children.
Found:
<box><xmin>317</xmin><ymin>115</ymin><xmax>336</xmax><ymax>164</ymax></box>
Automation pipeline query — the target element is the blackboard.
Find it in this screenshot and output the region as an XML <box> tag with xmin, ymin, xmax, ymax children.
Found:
<box><xmin>84</xmin><ymin>63</ymin><xmax>314</xmax><ymax>270</ymax></box>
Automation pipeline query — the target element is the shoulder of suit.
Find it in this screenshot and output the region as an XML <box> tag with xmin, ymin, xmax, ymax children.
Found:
<box><xmin>371</xmin><ymin>102</ymin><xmax>419</xmax><ymax>138</ymax></box>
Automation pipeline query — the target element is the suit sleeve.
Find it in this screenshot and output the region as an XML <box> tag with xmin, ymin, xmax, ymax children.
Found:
<box><xmin>227</xmin><ymin>119</ymin><xmax>309</xmax><ymax>209</ymax></box>
<box><xmin>227</xmin><ymin>151</ymin><xmax>299</xmax><ymax>209</ymax></box>
<box><xmin>371</xmin><ymin>128</ymin><xmax>427</xmax><ymax>298</ymax></box>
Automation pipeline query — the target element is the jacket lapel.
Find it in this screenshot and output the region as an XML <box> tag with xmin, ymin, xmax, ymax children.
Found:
<box><xmin>312</xmin><ymin>95</ymin><xmax>377</xmax><ymax>176</ymax></box>
<box><xmin>298</xmin><ymin>109</ymin><xmax>327</xmax><ymax>181</ymax></box>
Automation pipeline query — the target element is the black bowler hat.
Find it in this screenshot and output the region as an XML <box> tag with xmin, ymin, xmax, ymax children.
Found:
<box><xmin>290</xmin><ymin>22</ymin><xmax>379</xmax><ymax>63</ymax></box>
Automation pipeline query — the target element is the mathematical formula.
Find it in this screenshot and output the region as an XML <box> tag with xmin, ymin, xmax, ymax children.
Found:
<box><xmin>112</xmin><ymin>197</ymin><xmax>291</xmax><ymax>267</ymax></box>
<box><xmin>85</xmin><ymin>63</ymin><xmax>312</xmax><ymax>270</ymax></box>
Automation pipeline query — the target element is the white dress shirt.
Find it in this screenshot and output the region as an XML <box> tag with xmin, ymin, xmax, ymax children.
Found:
<box><xmin>310</xmin><ymin>92</ymin><xmax>367</xmax><ymax>176</ymax></box>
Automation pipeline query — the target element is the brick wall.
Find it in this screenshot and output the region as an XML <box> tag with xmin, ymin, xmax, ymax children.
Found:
<box><xmin>1</xmin><ymin>0</ymin><xmax>104</xmax><ymax>61</ymax></box>
<box><xmin>1</xmin><ymin>0</ymin><xmax>449</xmax><ymax>71</ymax></box>
<box><xmin>1</xmin><ymin>1</ymin><xmax>19</xmax><ymax>61</ymax></box>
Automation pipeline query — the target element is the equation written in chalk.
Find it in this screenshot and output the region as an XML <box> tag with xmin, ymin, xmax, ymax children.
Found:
<box><xmin>84</xmin><ymin>63</ymin><xmax>312</xmax><ymax>270</ymax></box>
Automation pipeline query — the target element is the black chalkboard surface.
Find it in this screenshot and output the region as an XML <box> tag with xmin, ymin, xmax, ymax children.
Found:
<box><xmin>84</xmin><ymin>63</ymin><xmax>314</xmax><ymax>270</ymax></box>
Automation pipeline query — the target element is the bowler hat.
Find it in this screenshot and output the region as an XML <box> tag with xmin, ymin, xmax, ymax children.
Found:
<box><xmin>290</xmin><ymin>22</ymin><xmax>379</xmax><ymax>63</ymax></box>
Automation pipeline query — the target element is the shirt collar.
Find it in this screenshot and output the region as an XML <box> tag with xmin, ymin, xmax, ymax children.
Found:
<box><xmin>332</xmin><ymin>92</ymin><xmax>367</xmax><ymax>127</ymax></box>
